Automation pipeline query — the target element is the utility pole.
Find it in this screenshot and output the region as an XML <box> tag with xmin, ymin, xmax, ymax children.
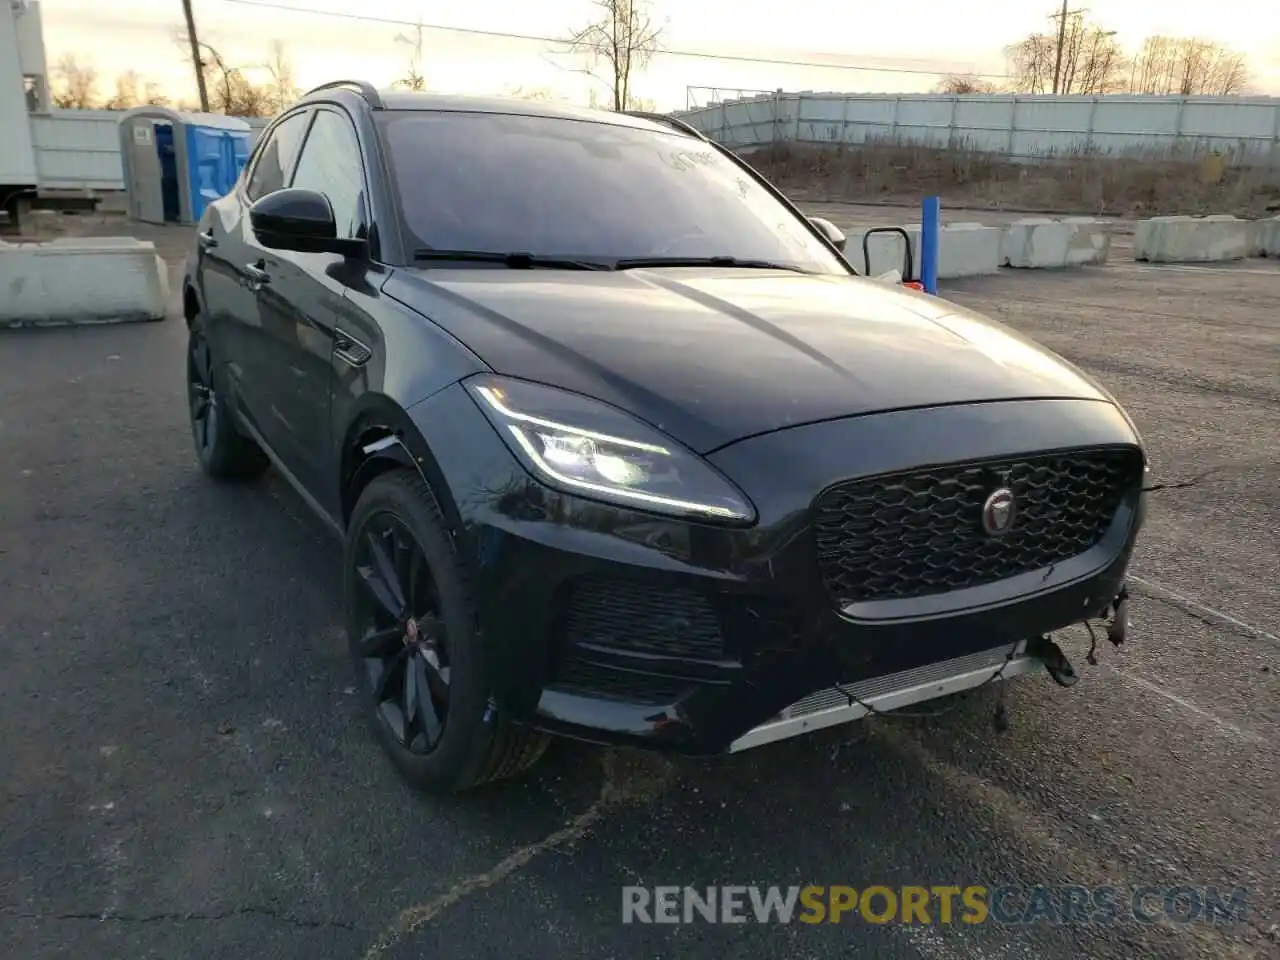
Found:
<box><xmin>1049</xmin><ymin>0</ymin><xmax>1070</xmax><ymax>93</ymax></box>
<box><xmin>1049</xmin><ymin>1</ymin><xmax>1090</xmax><ymax>96</ymax></box>
<box><xmin>1049</xmin><ymin>0</ymin><xmax>1088</xmax><ymax>94</ymax></box>
<box><xmin>183</xmin><ymin>0</ymin><xmax>210</xmax><ymax>112</ymax></box>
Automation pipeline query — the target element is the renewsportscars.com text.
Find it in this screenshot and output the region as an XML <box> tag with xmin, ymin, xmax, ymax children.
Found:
<box><xmin>622</xmin><ymin>885</ymin><xmax>1248</xmax><ymax>926</ymax></box>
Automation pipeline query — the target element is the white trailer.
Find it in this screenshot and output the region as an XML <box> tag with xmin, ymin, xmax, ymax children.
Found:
<box><xmin>1</xmin><ymin>0</ymin><xmax>60</xmax><ymax>230</ymax></box>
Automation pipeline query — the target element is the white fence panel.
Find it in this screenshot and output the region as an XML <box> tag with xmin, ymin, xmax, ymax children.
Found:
<box><xmin>676</xmin><ymin>93</ymin><xmax>1280</xmax><ymax>165</ymax></box>
<box><xmin>952</xmin><ymin>98</ymin><xmax>1014</xmax><ymax>152</ymax></box>
<box><xmin>31</xmin><ymin>110</ymin><xmax>124</xmax><ymax>189</ymax></box>
<box><xmin>23</xmin><ymin>95</ymin><xmax>1280</xmax><ymax>194</ymax></box>
<box><xmin>795</xmin><ymin>94</ymin><xmax>848</xmax><ymax>144</ymax></box>
<box><xmin>1179</xmin><ymin>98</ymin><xmax>1277</xmax><ymax>151</ymax></box>
<box><xmin>894</xmin><ymin>96</ymin><xmax>954</xmax><ymax>148</ymax></box>
<box><xmin>1089</xmin><ymin>98</ymin><xmax>1180</xmax><ymax>154</ymax></box>
<box><xmin>835</xmin><ymin>96</ymin><xmax>897</xmax><ymax>145</ymax></box>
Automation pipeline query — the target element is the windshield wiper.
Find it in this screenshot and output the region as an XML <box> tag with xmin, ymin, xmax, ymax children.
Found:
<box><xmin>412</xmin><ymin>250</ymin><xmax>613</xmax><ymax>271</ymax></box>
<box><xmin>613</xmin><ymin>256</ymin><xmax>812</xmax><ymax>274</ymax></box>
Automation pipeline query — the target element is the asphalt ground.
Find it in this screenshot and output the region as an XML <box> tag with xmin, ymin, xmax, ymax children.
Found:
<box><xmin>1</xmin><ymin>212</ymin><xmax>1277</xmax><ymax>960</ymax></box>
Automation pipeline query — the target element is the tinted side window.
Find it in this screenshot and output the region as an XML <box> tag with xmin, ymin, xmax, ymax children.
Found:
<box><xmin>289</xmin><ymin>110</ymin><xmax>366</xmax><ymax>239</ymax></box>
<box><xmin>246</xmin><ymin>112</ymin><xmax>309</xmax><ymax>200</ymax></box>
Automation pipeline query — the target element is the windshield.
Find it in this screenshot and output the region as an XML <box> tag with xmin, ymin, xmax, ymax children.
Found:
<box><xmin>377</xmin><ymin>111</ymin><xmax>850</xmax><ymax>275</ymax></box>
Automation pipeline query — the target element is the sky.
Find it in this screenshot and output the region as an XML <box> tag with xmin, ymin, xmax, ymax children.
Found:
<box><xmin>32</xmin><ymin>0</ymin><xmax>1280</xmax><ymax>110</ymax></box>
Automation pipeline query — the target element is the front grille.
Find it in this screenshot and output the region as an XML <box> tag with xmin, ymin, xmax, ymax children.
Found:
<box><xmin>561</xmin><ymin>578</ymin><xmax>724</xmax><ymax>660</ymax></box>
<box><xmin>812</xmin><ymin>447</ymin><xmax>1143</xmax><ymax>605</ymax></box>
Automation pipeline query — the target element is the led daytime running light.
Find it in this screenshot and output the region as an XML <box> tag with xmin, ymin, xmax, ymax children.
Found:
<box><xmin>506</xmin><ymin>425</ymin><xmax>741</xmax><ymax>519</ymax></box>
<box><xmin>476</xmin><ymin>385</ymin><xmax>669</xmax><ymax>455</ymax></box>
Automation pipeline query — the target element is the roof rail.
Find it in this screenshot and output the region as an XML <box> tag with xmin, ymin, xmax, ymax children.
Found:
<box><xmin>302</xmin><ymin>80</ymin><xmax>384</xmax><ymax>109</ymax></box>
<box><xmin>621</xmin><ymin>111</ymin><xmax>708</xmax><ymax>141</ymax></box>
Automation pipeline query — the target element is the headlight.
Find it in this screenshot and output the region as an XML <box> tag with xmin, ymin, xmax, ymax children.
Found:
<box><xmin>465</xmin><ymin>375</ymin><xmax>756</xmax><ymax>524</ymax></box>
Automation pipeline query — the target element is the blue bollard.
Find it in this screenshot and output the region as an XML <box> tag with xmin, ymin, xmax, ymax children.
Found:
<box><xmin>921</xmin><ymin>195</ymin><xmax>940</xmax><ymax>295</ymax></box>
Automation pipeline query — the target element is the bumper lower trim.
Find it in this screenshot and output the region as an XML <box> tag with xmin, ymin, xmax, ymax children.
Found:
<box><xmin>727</xmin><ymin>641</ymin><xmax>1036</xmax><ymax>753</ymax></box>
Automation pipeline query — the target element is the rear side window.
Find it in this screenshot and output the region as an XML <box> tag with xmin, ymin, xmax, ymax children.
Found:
<box><xmin>289</xmin><ymin>110</ymin><xmax>367</xmax><ymax>239</ymax></box>
<box><xmin>246</xmin><ymin>112</ymin><xmax>309</xmax><ymax>200</ymax></box>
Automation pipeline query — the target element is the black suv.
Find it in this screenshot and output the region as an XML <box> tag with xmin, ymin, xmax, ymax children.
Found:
<box><xmin>183</xmin><ymin>82</ymin><xmax>1147</xmax><ymax>793</ymax></box>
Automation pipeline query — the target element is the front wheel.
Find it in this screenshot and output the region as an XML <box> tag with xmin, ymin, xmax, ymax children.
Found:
<box><xmin>344</xmin><ymin>469</ymin><xmax>549</xmax><ymax>793</ymax></box>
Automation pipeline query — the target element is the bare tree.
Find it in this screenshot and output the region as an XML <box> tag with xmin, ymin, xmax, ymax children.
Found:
<box><xmin>935</xmin><ymin>73</ymin><xmax>999</xmax><ymax>94</ymax></box>
<box><xmin>1006</xmin><ymin>32</ymin><xmax>1055</xmax><ymax>94</ymax></box>
<box><xmin>104</xmin><ymin>70</ymin><xmax>142</xmax><ymax>110</ymax></box>
<box><xmin>1062</xmin><ymin>20</ymin><xmax>1125</xmax><ymax>94</ymax></box>
<box><xmin>143</xmin><ymin>82</ymin><xmax>171</xmax><ymax>107</ymax></box>
<box><xmin>1129</xmin><ymin>36</ymin><xmax>1250</xmax><ymax>95</ymax></box>
<box><xmin>392</xmin><ymin>20</ymin><xmax>426</xmax><ymax>91</ymax></box>
<box><xmin>567</xmin><ymin>0</ymin><xmax>662</xmax><ymax>111</ymax></box>
<box><xmin>103</xmin><ymin>71</ymin><xmax>172</xmax><ymax>111</ymax></box>
<box><xmin>51</xmin><ymin>54</ymin><xmax>100</xmax><ymax>109</ymax></box>
<box><xmin>264</xmin><ymin>40</ymin><xmax>299</xmax><ymax>112</ymax></box>
<box><xmin>196</xmin><ymin>41</ymin><xmax>274</xmax><ymax>116</ymax></box>
<box><xmin>1005</xmin><ymin>12</ymin><xmax>1125</xmax><ymax>94</ymax></box>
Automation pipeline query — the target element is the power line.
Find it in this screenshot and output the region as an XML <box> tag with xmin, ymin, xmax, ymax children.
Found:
<box><xmin>211</xmin><ymin>0</ymin><xmax>1010</xmax><ymax>80</ymax></box>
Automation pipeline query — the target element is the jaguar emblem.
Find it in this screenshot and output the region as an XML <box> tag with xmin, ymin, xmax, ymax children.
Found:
<box><xmin>981</xmin><ymin>488</ymin><xmax>1017</xmax><ymax>536</ymax></box>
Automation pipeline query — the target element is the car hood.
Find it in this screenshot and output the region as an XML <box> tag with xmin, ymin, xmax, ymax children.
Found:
<box><xmin>385</xmin><ymin>267</ymin><xmax>1111</xmax><ymax>454</ymax></box>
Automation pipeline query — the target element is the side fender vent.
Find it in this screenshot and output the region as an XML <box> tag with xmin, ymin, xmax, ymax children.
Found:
<box><xmin>334</xmin><ymin>330</ymin><xmax>372</xmax><ymax>366</ymax></box>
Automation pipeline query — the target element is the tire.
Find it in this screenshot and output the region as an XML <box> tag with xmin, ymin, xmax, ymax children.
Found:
<box><xmin>344</xmin><ymin>468</ymin><xmax>549</xmax><ymax>793</ymax></box>
<box><xmin>186</xmin><ymin>314</ymin><xmax>269</xmax><ymax>481</ymax></box>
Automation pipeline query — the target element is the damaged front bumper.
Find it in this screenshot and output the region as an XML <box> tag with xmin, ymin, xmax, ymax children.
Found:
<box><xmin>408</xmin><ymin>387</ymin><xmax>1148</xmax><ymax>756</ymax></box>
<box><xmin>728</xmin><ymin>641</ymin><xmax>1038</xmax><ymax>752</ymax></box>
<box><xmin>731</xmin><ymin>579</ymin><xmax>1133</xmax><ymax>753</ymax></box>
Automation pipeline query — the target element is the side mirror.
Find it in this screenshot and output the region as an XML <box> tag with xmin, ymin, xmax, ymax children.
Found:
<box><xmin>808</xmin><ymin>216</ymin><xmax>847</xmax><ymax>253</ymax></box>
<box><xmin>249</xmin><ymin>188</ymin><xmax>366</xmax><ymax>258</ymax></box>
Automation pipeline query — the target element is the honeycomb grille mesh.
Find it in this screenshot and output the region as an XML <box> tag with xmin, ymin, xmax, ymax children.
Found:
<box><xmin>561</xmin><ymin>578</ymin><xmax>724</xmax><ymax>660</ymax></box>
<box><xmin>812</xmin><ymin>447</ymin><xmax>1143</xmax><ymax>605</ymax></box>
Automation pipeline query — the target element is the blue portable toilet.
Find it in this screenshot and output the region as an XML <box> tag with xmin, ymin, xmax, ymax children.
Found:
<box><xmin>118</xmin><ymin>107</ymin><xmax>254</xmax><ymax>225</ymax></box>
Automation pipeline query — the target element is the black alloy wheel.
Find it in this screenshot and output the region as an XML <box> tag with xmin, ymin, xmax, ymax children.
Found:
<box><xmin>352</xmin><ymin>513</ymin><xmax>452</xmax><ymax>754</ymax></box>
<box><xmin>188</xmin><ymin>334</ymin><xmax>220</xmax><ymax>460</ymax></box>
<box><xmin>344</xmin><ymin>470</ymin><xmax>550</xmax><ymax>792</ymax></box>
<box><xmin>185</xmin><ymin>320</ymin><xmax>268</xmax><ymax>480</ymax></box>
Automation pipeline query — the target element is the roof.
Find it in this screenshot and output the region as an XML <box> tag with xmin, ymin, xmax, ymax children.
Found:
<box><xmin>302</xmin><ymin>86</ymin><xmax>687</xmax><ymax>135</ymax></box>
<box><xmin>117</xmin><ymin>105</ymin><xmax>252</xmax><ymax>132</ymax></box>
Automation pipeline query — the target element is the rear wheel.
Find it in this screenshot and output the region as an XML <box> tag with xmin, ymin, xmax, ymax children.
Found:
<box><xmin>345</xmin><ymin>469</ymin><xmax>549</xmax><ymax>793</ymax></box>
<box><xmin>186</xmin><ymin>315</ymin><xmax>268</xmax><ymax>481</ymax></box>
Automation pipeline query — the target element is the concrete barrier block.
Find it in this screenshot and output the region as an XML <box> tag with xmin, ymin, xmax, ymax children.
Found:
<box><xmin>1001</xmin><ymin>217</ymin><xmax>1110</xmax><ymax>268</ymax></box>
<box><xmin>1</xmin><ymin>239</ymin><xmax>168</xmax><ymax>325</ymax></box>
<box><xmin>0</xmin><ymin>245</ymin><xmax>48</xmax><ymax>322</ymax></box>
<box><xmin>1001</xmin><ymin>217</ymin><xmax>1055</xmax><ymax>267</ymax></box>
<box><xmin>1134</xmin><ymin>215</ymin><xmax>1252</xmax><ymax>263</ymax></box>
<box><xmin>1061</xmin><ymin>217</ymin><xmax>1112</xmax><ymax>266</ymax></box>
<box><xmin>1246</xmin><ymin>220</ymin><xmax>1264</xmax><ymax>257</ymax></box>
<box><xmin>939</xmin><ymin>222</ymin><xmax>1001</xmax><ymax>278</ymax></box>
<box><xmin>1254</xmin><ymin>216</ymin><xmax>1280</xmax><ymax>257</ymax></box>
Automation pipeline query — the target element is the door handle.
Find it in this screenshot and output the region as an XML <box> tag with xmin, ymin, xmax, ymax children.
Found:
<box><xmin>244</xmin><ymin>262</ymin><xmax>271</xmax><ymax>285</ymax></box>
<box><xmin>198</xmin><ymin>229</ymin><xmax>217</xmax><ymax>250</ymax></box>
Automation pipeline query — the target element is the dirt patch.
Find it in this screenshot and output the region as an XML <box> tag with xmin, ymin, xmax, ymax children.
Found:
<box><xmin>747</xmin><ymin>139</ymin><xmax>1280</xmax><ymax>218</ymax></box>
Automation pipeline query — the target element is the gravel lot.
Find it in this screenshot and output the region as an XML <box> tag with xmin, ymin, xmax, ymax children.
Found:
<box><xmin>1</xmin><ymin>212</ymin><xmax>1276</xmax><ymax>960</ymax></box>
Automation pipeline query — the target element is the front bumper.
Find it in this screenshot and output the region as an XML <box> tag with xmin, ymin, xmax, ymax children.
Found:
<box><xmin>728</xmin><ymin>641</ymin><xmax>1038</xmax><ymax>752</ymax></box>
<box><xmin>409</xmin><ymin>388</ymin><xmax>1147</xmax><ymax>755</ymax></box>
